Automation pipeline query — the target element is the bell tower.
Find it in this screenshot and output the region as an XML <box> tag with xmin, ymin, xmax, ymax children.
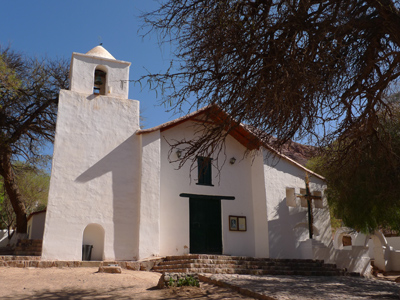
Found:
<box><xmin>69</xmin><ymin>45</ymin><xmax>130</xmax><ymax>98</ymax></box>
<box><xmin>42</xmin><ymin>46</ymin><xmax>141</xmax><ymax>261</ymax></box>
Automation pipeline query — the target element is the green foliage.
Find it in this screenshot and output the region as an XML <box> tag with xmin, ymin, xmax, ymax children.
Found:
<box><xmin>0</xmin><ymin>54</ymin><xmax>21</xmax><ymax>100</ymax></box>
<box><xmin>13</xmin><ymin>162</ymin><xmax>49</xmax><ymax>214</ymax></box>
<box><xmin>0</xmin><ymin>162</ymin><xmax>49</xmax><ymax>230</ymax></box>
<box><xmin>167</xmin><ymin>275</ymin><xmax>200</xmax><ymax>288</ymax></box>
<box><xmin>0</xmin><ymin>190</ymin><xmax>14</xmax><ymax>231</ymax></box>
<box><xmin>307</xmin><ymin>108</ymin><xmax>400</xmax><ymax>234</ymax></box>
<box><xmin>168</xmin><ymin>277</ymin><xmax>174</xmax><ymax>287</ymax></box>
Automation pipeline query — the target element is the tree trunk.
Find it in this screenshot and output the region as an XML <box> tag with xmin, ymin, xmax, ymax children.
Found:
<box><xmin>0</xmin><ymin>151</ymin><xmax>27</xmax><ymax>234</ymax></box>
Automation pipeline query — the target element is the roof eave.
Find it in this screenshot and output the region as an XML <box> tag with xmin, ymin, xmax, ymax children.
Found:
<box><xmin>136</xmin><ymin>106</ymin><xmax>325</xmax><ymax>181</ymax></box>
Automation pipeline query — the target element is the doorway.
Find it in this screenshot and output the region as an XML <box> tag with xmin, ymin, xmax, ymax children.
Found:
<box><xmin>82</xmin><ymin>223</ymin><xmax>105</xmax><ymax>261</ymax></box>
<box><xmin>189</xmin><ymin>198</ymin><xmax>222</xmax><ymax>254</ymax></box>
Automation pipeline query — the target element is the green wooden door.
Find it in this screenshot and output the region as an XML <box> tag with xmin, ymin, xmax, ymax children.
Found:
<box><xmin>189</xmin><ymin>198</ymin><xmax>222</xmax><ymax>254</ymax></box>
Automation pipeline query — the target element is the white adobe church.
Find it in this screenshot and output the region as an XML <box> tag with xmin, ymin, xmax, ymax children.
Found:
<box><xmin>41</xmin><ymin>46</ymin><xmax>333</xmax><ymax>264</ymax></box>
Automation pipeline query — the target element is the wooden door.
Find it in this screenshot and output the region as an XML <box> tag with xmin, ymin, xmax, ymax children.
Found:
<box><xmin>189</xmin><ymin>198</ymin><xmax>222</xmax><ymax>254</ymax></box>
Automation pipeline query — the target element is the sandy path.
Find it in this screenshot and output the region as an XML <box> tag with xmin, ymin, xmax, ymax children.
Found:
<box><xmin>0</xmin><ymin>267</ymin><xmax>255</xmax><ymax>299</ymax></box>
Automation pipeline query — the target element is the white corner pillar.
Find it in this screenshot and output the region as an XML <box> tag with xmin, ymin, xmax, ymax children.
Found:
<box><xmin>138</xmin><ymin>130</ymin><xmax>161</xmax><ymax>259</ymax></box>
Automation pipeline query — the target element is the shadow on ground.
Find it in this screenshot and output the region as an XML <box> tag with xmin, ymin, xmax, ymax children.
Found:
<box><xmin>2</xmin><ymin>287</ymin><xmax>144</xmax><ymax>300</ymax></box>
<box><xmin>226</xmin><ymin>275</ymin><xmax>400</xmax><ymax>300</ymax></box>
<box><xmin>2</xmin><ymin>285</ymin><xmax>252</xmax><ymax>300</ymax></box>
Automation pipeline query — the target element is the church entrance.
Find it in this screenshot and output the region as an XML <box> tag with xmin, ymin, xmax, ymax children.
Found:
<box><xmin>189</xmin><ymin>198</ymin><xmax>222</xmax><ymax>254</ymax></box>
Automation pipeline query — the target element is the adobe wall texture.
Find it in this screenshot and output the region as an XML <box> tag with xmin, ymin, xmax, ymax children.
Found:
<box><xmin>42</xmin><ymin>90</ymin><xmax>140</xmax><ymax>261</ymax></box>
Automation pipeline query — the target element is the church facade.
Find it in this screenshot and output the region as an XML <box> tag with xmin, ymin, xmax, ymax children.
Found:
<box><xmin>41</xmin><ymin>46</ymin><xmax>332</xmax><ymax>262</ymax></box>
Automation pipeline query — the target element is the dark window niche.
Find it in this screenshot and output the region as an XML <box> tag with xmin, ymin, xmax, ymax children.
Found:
<box><xmin>197</xmin><ymin>156</ymin><xmax>213</xmax><ymax>186</ymax></box>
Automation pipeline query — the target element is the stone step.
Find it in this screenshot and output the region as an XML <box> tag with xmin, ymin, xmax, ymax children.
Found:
<box><xmin>0</xmin><ymin>247</ymin><xmax>14</xmax><ymax>255</ymax></box>
<box><xmin>0</xmin><ymin>255</ymin><xmax>41</xmax><ymax>261</ymax></box>
<box><xmin>151</xmin><ymin>255</ymin><xmax>347</xmax><ymax>276</ymax></box>
<box><xmin>15</xmin><ymin>247</ymin><xmax>42</xmax><ymax>251</ymax></box>
<box><xmin>15</xmin><ymin>248</ymin><xmax>42</xmax><ymax>251</ymax></box>
<box><xmin>152</xmin><ymin>266</ymin><xmax>344</xmax><ymax>276</ymax></box>
<box><xmin>13</xmin><ymin>251</ymin><xmax>42</xmax><ymax>256</ymax></box>
<box><xmin>16</xmin><ymin>240</ymin><xmax>42</xmax><ymax>246</ymax></box>
<box><xmin>16</xmin><ymin>242</ymin><xmax>42</xmax><ymax>246</ymax></box>
<box><xmin>0</xmin><ymin>258</ymin><xmax>164</xmax><ymax>270</ymax></box>
<box><xmin>164</xmin><ymin>255</ymin><xmax>323</xmax><ymax>263</ymax></box>
<box><xmin>17</xmin><ymin>240</ymin><xmax>42</xmax><ymax>244</ymax></box>
<box><xmin>153</xmin><ymin>263</ymin><xmax>337</xmax><ymax>272</ymax></box>
<box><xmin>164</xmin><ymin>254</ymin><xmax>227</xmax><ymax>260</ymax></box>
<box><xmin>154</xmin><ymin>265</ymin><xmax>342</xmax><ymax>272</ymax></box>
<box><xmin>13</xmin><ymin>239</ymin><xmax>43</xmax><ymax>256</ymax></box>
<box><xmin>157</xmin><ymin>259</ymin><xmax>330</xmax><ymax>268</ymax></box>
<box><xmin>158</xmin><ymin>260</ymin><xmax>336</xmax><ymax>270</ymax></box>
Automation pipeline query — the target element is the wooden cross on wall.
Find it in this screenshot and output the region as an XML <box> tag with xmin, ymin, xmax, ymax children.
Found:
<box><xmin>296</xmin><ymin>173</ymin><xmax>322</xmax><ymax>239</ymax></box>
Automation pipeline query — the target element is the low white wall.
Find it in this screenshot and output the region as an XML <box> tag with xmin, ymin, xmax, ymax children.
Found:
<box><xmin>332</xmin><ymin>227</ymin><xmax>357</xmax><ymax>249</ymax></box>
<box><xmin>389</xmin><ymin>250</ymin><xmax>400</xmax><ymax>271</ymax></box>
<box><xmin>334</xmin><ymin>246</ymin><xmax>371</xmax><ymax>275</ymax></box>
<box><xmin>0</xmin><ymin>229</ymin><xmax>12</xmax><ymax>247</ymax></box>
<box><xmin>328</xmin><ymin>229</ymin><xmax>400</xmax><ymax>274</ymax></box>
<box><xmin>313</xmin><ymin>242</ymin><xmax>371</xmax><ymax>276</ymax></box>
<box><xmin>298</xmin><ymin>239</ymin><xmax>314</xmax><ymax>259</ymax></box>
<box><xmin>386</xmin><ymin>237</ymin><xmax>400</xmax><ymax>250</ymax></box>
<box><xmin>29</xmin><ymin>212</ymin><xmax>46</xmax><ymax>240</ymax></box>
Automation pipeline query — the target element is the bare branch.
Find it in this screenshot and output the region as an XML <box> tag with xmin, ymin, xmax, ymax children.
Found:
<box><xmin>139</xmin><ymin>0</ymin><xmax>400</xmax><ymax>166</ymax></box>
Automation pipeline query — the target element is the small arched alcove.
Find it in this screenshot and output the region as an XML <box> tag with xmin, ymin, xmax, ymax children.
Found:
<box><xmin>82</xmin><ymin>223</ymin><xmax>105</xmax><ymax>261</ymax></box>
<box><xmin>93</xmin><ymin>65</ymin><xmax>107</xmax><ymax>95</ymax></box>
<box><xmin>333</xmin><ymin>227</ymin><xmax>355</xmax><ymax>249</ymax></box>
<box><xmin>342</xmin><ymin>235</ymin><xmax>352</xmax><ymax>246</ymax></box>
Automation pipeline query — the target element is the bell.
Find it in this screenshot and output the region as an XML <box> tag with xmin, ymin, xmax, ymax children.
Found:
<box><xmin>94</xmin><ymin>75</ymin><xmax>103</xmax><ymax>85</ymax></box>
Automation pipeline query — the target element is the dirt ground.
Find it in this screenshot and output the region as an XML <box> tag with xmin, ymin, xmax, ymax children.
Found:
<box><xmin>0</xmin><ymin>267</ymin><xmax>255</xmax><ymax>300</ymax></box>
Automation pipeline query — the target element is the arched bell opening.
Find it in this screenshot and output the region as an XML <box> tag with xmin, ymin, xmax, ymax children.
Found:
<box><xmin>82</xmin><ymin>223</ymin><xmax>105</xmax><ymax>261</ymax></box>
<box><xmin>93</xmin><ymin>66</ymin><xmax>107</xmax><ymax>95</ymax></box>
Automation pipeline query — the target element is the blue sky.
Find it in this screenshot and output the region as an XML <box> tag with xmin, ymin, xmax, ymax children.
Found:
<box><xmin>0</xmin><ymin>0</ymin><xmax>184</xmax><ymax>130</ymax></box>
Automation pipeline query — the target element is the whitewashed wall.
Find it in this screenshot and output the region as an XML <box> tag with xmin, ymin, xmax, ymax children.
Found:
<box><xmin>69</xmin><ymin>53</ymin><xmax>130</xmax><ymax>99</ymax></box>
<box><xmin>158</xmin><ymin>120</ymin><xmax>267</xmax><ymax>257</ymax></box>
<box><xmin>138</xmin><ymin>131</ymin><xmax>161</xmax><ymax>260</ymax></box>
<box><xmin>263</xmin><ymin>150</ymin><xmax>331</xmax><ymax>259</ymax></box>
<box><xmin>386</xmin><ymin>237</ymin><xmax>400</xmax><ymax>250</ymax></box>
<box><xmin>27</xmin><ymin>211</ymin><xmax>46</xmax><ymax>240</ymax></box>
<box><xmin>42</xmin><ymin>89</ymin><xmax>140</xmax><ymax>261</ymax></box>
<box><xmin>0</xmin><ymin>229</ymin><xmax>12</xmax><ymax>247</ymax></box>
<box><xmin>251</xmin><ymin>153</ymin><xmax>269</xmax><ymax>258</ymax></box>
